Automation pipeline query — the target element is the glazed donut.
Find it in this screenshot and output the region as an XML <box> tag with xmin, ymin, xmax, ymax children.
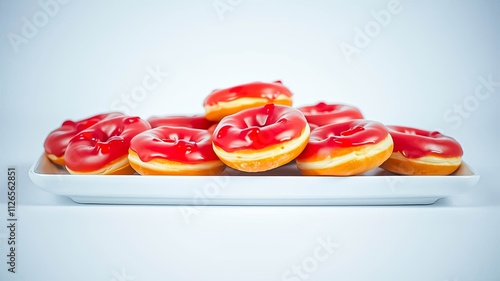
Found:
<box><xmin>148</xmin><ymin>115</ymin><xmax>214</xmax><ymax>130</ymax></box>
<box><xmin>44</xmin><ymin>112</ymin><xmax>123</xmax><ymax>165</ymax></box>
<box><xmin>212</xmin><ymin>103</ymin><xmax>310</xmax><ymax>172</ymax></box>
<box><xmin>297</xmin><ymin>102</ymin><xmax>364</xmax><ymax>128</ymax></box>
<box><xmin>381</xmin><ymin>126</ymin><xmax>463</xmax><ymax>175</ymax></box>
<box><xmin>296</xmin><ymin>120</ymin><xmax>393</xmax><ymax>176</ymax></box>
<box><xmin>203</xmin><ymin>80</ymin><xmax>293</xmax><ymax>121</ymax></box>
<box><xmin>207</xmin><ymin>123</ymin><xmax>218</xmax><ymax>135</ymax></box>
<box><xmin>64</xmin><ymin>116</ymin><xmax>150</xmax><ymax>175</ymax></box>
<box><xmin>128</xmin><ymin>126</ymin><xmax>225</xmax><ymax>175</ymax></box>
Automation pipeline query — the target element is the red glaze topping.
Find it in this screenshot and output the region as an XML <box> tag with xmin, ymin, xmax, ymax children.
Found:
<box><xmin>297</xmin><ymin>120</ymin><xmax>389</xmax><ymax>160</ymax></box>
<box><xmin>148</xmin><ymin>115</ymin><xmax>214</xmax><ymax>130</ymax></box>
<box><xmin>204</xmin><ymin>81</ymin><xmax>292</xmax><ymax>106</ymax></box>
<box><xmin>213</xmin><ymin>104</ymin><xmax>308</xmax><ymax>152</ymax></box>
<box><xmin>298</xmin><ymin>102</ymin><xmax>364</xmax><ymax>127</ymax></box>
<box><xmin>130</xmin><ymin>126</ymin><xmax>220</xmax><ymax>164</ymax></box>
<box><xmin>387</xmin><ymin>126</ymin><xmax>463</xmax><ymax>158</ymax></box>
<box><xmin>207</xmin><ymin>123</ymin><xmax>218</xmax><ymax>135</ymax></box>
<box><xmin>65</xmin><ymin>116</ymin><xmax>150</xmax><ymax>172</ymax></box>
<box><xmin>44</xmin><ymin>112</ymin><xmax>123</xmax><ymax>158</ymax></box>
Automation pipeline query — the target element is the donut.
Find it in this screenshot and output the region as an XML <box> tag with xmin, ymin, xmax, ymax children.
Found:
<box><xmin>147</xmin><ymin>115</ymin><xmax>214</xmax><ymax>130</ymax></box>
<box><xmin>297</xmin><ymin>102</ymin><xmax>364</xmax><ymax>128</ymax></box>
<box><xmin>380</xmin><ymin>126</ymin><xmax>463</xmax><ymax>175</ymax></box>
<box><xmin>128</xmin><ymin>126</ymin><xmax>225</xmax><ymax>175</ymax></box>
<box><xmin>212</xmin><ymin>103</ymin><xmax>310</xmax><ymax>172</ymax></box>
<box><xmin>296</xmin><ymin>120</ymin><xmax>393</xmax><ymax>176</ymax></box>
<box><xmin>44</xmin><ymin>112</ymin><xmax>123</xmax><ymax>165</ymax></box>
<box><xmin>207</xmin><ymin>123</ymin><xmax>218</xmax><ymax>135</ymax></box>
<box><xmin>203</xmin><ymin>80</ymin><xmax>293</xmax><ymax>121</ymax></box>
<box><xmin>64</xmin><ymin>116</ymin><xmax>150</xmax><ymax>175</ymax></box>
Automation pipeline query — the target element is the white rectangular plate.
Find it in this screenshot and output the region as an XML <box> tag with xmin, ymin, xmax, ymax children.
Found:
<box><xmin>29</xmin><ymin>154</ymin><xmax>479</xmax><ymax>205</ymax></box>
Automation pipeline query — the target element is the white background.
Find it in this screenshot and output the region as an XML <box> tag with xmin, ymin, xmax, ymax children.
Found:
<box><xmin>1</xmin><ymin>0</ymin><xmax>500</xmax><ymax>280</ymax></box>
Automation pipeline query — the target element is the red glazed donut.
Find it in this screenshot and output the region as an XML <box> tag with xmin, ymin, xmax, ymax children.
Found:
<box><xmin>296</xmin><ymin>120</ymin><xmax>393</xmax><ymax>176</ymax></box>
<box><xmin>147</xmin><ymin>115</ymin><xmax>214</xmax><ymax>130</ymax></box>
<box><xmin>128</xmin><ymin>126</ymin><xmax>225</xmax><ymax>175</ymax></box>
<box><xmin>44</xmin><ymin>112</ymin><xmax>123</xmax><ymax>165</ymax></box>
<box><xmin>381</xmin><ymin>126</ymin><xmax>463</xmax><ymax>175</ymax></box>
<box><xmin>297</xmin><ymin>102</ymin><xmax>364</xmax><ymax>128</ymax></box>
<box><xmin>207</xmin><ymin>123</ymin><xmax>218</xmax><ymax>135</ymax></box>
<box><xmin>212</xmin><ymin>103</ymin><xmax>310</xmax><ymax>172</ymax></box>
<box><xmin>204</xmin><ymin>80</ymin><xmax>293</xmax><ymax>121</ymax></box>
<box><xmin>64</xmin><ymin>116</ymin><xmax>150</xmax><ymax>175</ymax></box>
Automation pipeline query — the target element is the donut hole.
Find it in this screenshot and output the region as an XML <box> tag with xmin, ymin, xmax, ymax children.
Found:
<box><xmin>308</xmin><ymin>102</ymin><xmax>340</xmax><ymax>114</ymax></box>
<box><xmin>109</xmin><ymin>126</ymin><xmax>124</xmax><ymax>138</ymax></box>
<box><xmin>242</xmin><ymin>126</ymin><xmax>276</xmax><ymax>146</ymax></box>
<box><xmin>309</xmin><ymin>120</ymin><xmax>388</xmax><ymax>149</ymax></box>
<box><xmin>79</xmin><ymin>129</ymin><xmax>125</xmax><ymax>146</ymax></box>
<box><xmin>160</xmin><ymin>137</ymin><xmax>199</xmax><ymax>152</ymax></box>
<box><xmin>213</xmin><ymin>104</ymin><xmax>307</xmax><ymax>152</ymax></box>
<box><xmin>340</xmin><ymin>126</ymin><xmax>365</xmax><ymax>136</ymax></box>
<box><xmin>151</xmin><ymin>131</ymin><xmax>210</xmax><ymax>156</ymax></box>
<box><xmin>255</xmin><ymin>113</ymin><xmax>270</xmax><ymax>127</ymax></box>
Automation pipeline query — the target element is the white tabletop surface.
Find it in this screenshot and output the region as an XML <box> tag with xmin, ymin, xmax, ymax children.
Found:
<box><xmin>1</xmin><ymin>0</ymin><xmax>500</xmax><ymax>280</ymax></box>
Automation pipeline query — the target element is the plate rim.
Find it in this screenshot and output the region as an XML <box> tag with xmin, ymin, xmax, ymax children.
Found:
<box><xmin>28</xmin><ymin>153</ymin><xmax>480</xmax><ymax>206</ymax></box>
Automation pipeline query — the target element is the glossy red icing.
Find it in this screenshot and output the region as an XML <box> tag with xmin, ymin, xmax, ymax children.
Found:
<box><xmin>203</xmin><ymin>81</ymin><xmax>292</xmax><ymax>106</ymax></box>
<box><xmin>148</xmin><ymin>115</ymin><xmax>214</xmax><ymax>130</ymax></box>
<box><xmin>298</xmin><ymin>102</ymin><xmax>364</xmax><ymax>127</ymax></box>
<box><xmin>297</xmin><ymin>120</ymin><xmax>389</xmax><ymax>160</ymax></box>
<box><xmin>44</xmin><ymin>112</ymin><xmax>123</xmax><ymax>158</ymax></box>
<box><xmin>213</xmin><ymin>104</ymin><xmax>308</xmax><ymax>152</ymax></box>
<box><xmin>387</xmin><ymin>126</ymin><xmax>463</xmax><ymax>158</ymax></box>
<box><xmin>207</xmin><ymin>123</ymin><xmax>218</xmax><ymax>135</ymax></box>
<box><xmin>130</xmin><ymin>126</ymin><xmax>220</xmax><ymax>163</ymax></box>
<box><xmin>64</xmin><ymin>116</ymin><xmax>150</xmax><ymax>172</ymax></box>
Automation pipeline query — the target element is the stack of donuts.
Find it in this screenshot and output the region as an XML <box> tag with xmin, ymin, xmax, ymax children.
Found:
<box><xmin>44</xmin><ymin>80</ymin><xmax>464</xmax><ymax>176</ymax></box>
